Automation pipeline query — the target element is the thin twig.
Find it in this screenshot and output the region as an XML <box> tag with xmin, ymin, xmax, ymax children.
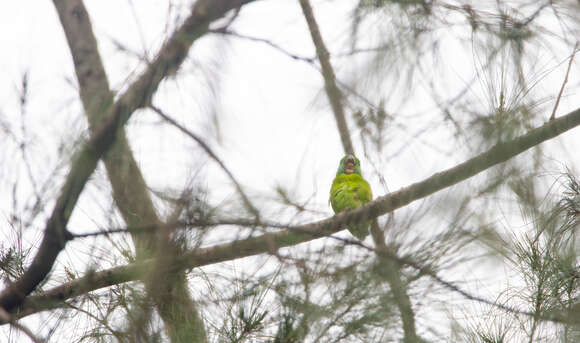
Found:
<box><xmin>299</xmin><ymin>0</ymin><xmax>418</xmax><ymax>339</ymax></box>
<box><xmin>370</xmin><ymin>220</ymin><xmax>419</xmax><ymax>341</ymax></box>
<box><xmin>550</xmin><ymin>42</ymin><xmax>578</xmax><ymax>121</ymax></box>
<box><xmin>53</xmin><ymin>1</ymin><xmax>210</xmax><ymax>341</ymax></box>
<box><xmin>211</xmin><ymin>28</ymin><xmax>391</xmax><ymax>122</ymax></box>
<box><xmin>149</xmin><ymin>105</ymin><xmax>260</xmax><ymax>219</ymax></box>
<box><xmin>70</xmin><ymin>218</ymin><xmax>292</xmax><ymax>239</ymax></box>
<box><xmin>324</xmin><ymin>236</ymin><xmax>562</xmax><ymax>325</ymax></box>
<box><xmin>210</xmin><ymin>28</ymin><xmax>315</xmax><ymax>62</ymax></box>
<box><xmin>0</xmin><ymin>0</ymin><xmax>259</xmax><ymax>314</ymax></box>
<box><xmin>309</xmin><ymin>235</ymin><xmax>579</xmax><ymax>327</ymax></box>
<box><xmin>15</xmin><ymin>219</ymin><xmax>579</xmax><ymax>327</ymax></box>
<box><xmin>0</xmin><ymin>307</ymin><xmax>45</xmax><ymax>343</ymax></box>
<box><xmin>65</xmin><ymin>303</ymin><xmax>124</xmax><ymax>341</ymax></box>
<box><xmin>10</xmin><ymin>105</ymin><xmax>580</xmax><ymax>325</ymax></box>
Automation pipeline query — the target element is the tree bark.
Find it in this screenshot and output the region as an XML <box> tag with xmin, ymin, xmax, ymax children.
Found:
<box><xmin>51</xmin><ymin>1</ymin><xmax>214</xmax><ymax>341</ymax></box>
<box><xmin>12</xmin><ymin>104</ymin><xmax>580</xmax><ymax>325</ymax></box>
<box><xmin>0</xmin><ymin>0</ymin><xmax>259</xmax><ymax>341</ymax></box>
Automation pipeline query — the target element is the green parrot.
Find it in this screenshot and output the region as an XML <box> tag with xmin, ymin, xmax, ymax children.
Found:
<box><xmin>329</xmin><ymin>154</ymin><xmax>373</xmax><ymax>240</ymax></box>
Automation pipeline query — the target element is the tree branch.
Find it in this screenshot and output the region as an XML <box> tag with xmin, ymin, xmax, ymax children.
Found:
<box><xmin>150</xmin><ymin>104</ymin><xmax>260</xmax><ymax>219</ymax></box>
<box><xmin>550</xmin><ymin>42</ymin><xmax>578</xmax><ymax>121</ymax></box>
<box><xmin>0</xmin><ymin>0</ymin><xmax>258</xmax><ymax>316</ymax></box>
<box><xmin>0</xmin><ymin>307</ymin><xmax>45</xmax><ymax>343</ymax></box>
<box><xmin>50</xmin><ymin>1</ymin><xmax>217</xmax><ymax>341</ymax></box>
<box><xmin>298</xmin><ymin>0</ymin><xmax>354</xmax><ymax>155</ymax></box>
<box><xmin>210</xmin><ymin>29</ymin><xmax>315</xmax><ymax>62</ymax></box>
<box><xmin>11</xmin><ymin>105</ymin><xmax>580</xmax><ymax>323</ymax></box>
<box><xmin>370</xmin><ymin>221</ymin><xmax>420</xmax><ymax>343</ymax></box>
<box><xmin>298</xmin><ymin>0</ymin><xmax>418</xmax><ymax>339</ymax></box>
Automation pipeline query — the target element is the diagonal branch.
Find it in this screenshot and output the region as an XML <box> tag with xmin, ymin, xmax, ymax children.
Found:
<box><xmin>210</xmin><ymin>29</ymin><xmax>315</xmax><ymax>62</ymax></box>
<box><xmin>550</xmin><ymin>42</ymin><xmax>578</xmax><ymax>121</ymax></box>
<box><xmin>50</xmin><ymin>1</ymin><xmax>223</xmax><ymax>342</ymax></box>
<box><xmin>0</xmin><ymin>111</ymin><xmax>110</xmax><ymax>312</ymax></box>
<box><xmin>150</xmin><ymin>105</ymin><xmax>260</xmax><ymax>218</ymax></box>
<box><xmin>12</xmin><ymin>103</ymin><xmax>580</xmax><ymax>324</ymax></box>
<box><xmin>298</xmin><ymin>0</ymin><xmax>354</xmax><ymax>155</ymax></box>
<box><xmin>0</xmin><ymin>0</ymin><xmax>258</xmax><ymax>315</ymax></box>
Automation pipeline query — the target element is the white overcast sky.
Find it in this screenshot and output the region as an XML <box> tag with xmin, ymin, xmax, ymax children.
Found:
<box><xmin>1</xmin><ymin>0</ymin><xmax>580</xmax><ymax>341</ymax></box>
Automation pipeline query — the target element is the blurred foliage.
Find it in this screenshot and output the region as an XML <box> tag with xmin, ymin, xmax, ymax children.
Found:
<box><xmin>2</xmin><ymin>0</ymin><xmax>580</xmax><ymax>342</ymax></box>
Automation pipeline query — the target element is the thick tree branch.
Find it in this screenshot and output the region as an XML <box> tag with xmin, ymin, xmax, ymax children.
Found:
<box><xmin>14</xmin><ymin>232</ymin><xmax>580</xmax><ymax>327</ymax></box>
<box><xmin>52</xmin><ymin>0</ymin><xmax>156</xmax><ymax>256</ymax></box>
<box><xmin>12</xmin><ymin>105</ymin><xmax>580</xmax><ymax>323</ymax></box>
<box><xmin>50</xmin><ymin>1</ymin><xmax>214</xmax><ymax>342</ymax></box>
<box><xmin>298</xmin><ymin>0</ymin><xmax>354</xmax><ymax>155</ymax></box>
<box><xmin>0</xmin><ymin>0</ymin><xmax>258</xmax><ymax>316</ymax></box>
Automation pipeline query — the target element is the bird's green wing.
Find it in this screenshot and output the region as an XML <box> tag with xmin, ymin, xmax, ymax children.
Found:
<box><xmin>330</xmin><ymin>174</ymin><xmax>372</xmax><ymax>210</ymax></box>
<box><xmin>330</xmin><ymin>174</ymin><xmax>373</xmax><ymax>240</ymax></box>
<box><xmin>330</xmin><ymin>175</ymin><xmax>352</xmax><ymax>213</ymax></box>
<box><xmin>353</xmin><ymin>176</ymin><xmax>372</xmax><ymax>206</ymax></box>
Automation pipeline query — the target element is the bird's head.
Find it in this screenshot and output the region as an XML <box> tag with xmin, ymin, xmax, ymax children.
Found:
<box><xmin>336</xmin><ymin>154</ymin><xmax>362</xmax><ymax>176</ymax></box>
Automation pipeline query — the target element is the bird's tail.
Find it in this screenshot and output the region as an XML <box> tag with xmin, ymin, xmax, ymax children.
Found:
<box><xmin>348</xmin><ymin>221</ymin><xmax>370</xmax><ymax>240</ymax></box>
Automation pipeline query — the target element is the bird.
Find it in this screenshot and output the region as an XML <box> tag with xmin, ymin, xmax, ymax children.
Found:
<box><xmin>329</xmin><ymin>154</ymin><xmax>373</xmax><ymax>240</ymax></box>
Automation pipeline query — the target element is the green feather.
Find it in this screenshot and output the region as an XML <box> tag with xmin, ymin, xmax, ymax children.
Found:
<box><xmin>329</xmin><ymin>155</ymin><xmax>373</xmax><ymax>240</ymax></box>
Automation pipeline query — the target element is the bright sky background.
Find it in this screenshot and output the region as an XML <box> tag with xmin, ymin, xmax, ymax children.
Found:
<box><xmin>1</xmin><ymin>0</ymin><xmax>580</xmax><ymax>341</ymax></box>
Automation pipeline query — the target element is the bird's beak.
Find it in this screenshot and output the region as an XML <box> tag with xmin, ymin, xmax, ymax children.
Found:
<box><xmin>345</xmin><ymin>155</ymin><xmax>355</xmax><ymax>174</ymax></box>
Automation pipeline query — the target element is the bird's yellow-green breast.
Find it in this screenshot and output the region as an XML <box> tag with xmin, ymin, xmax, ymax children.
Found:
<box><xmin>329</xmin><ymin>155</ymin><xmax>372</xmax><ymax>240</ymax></box>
